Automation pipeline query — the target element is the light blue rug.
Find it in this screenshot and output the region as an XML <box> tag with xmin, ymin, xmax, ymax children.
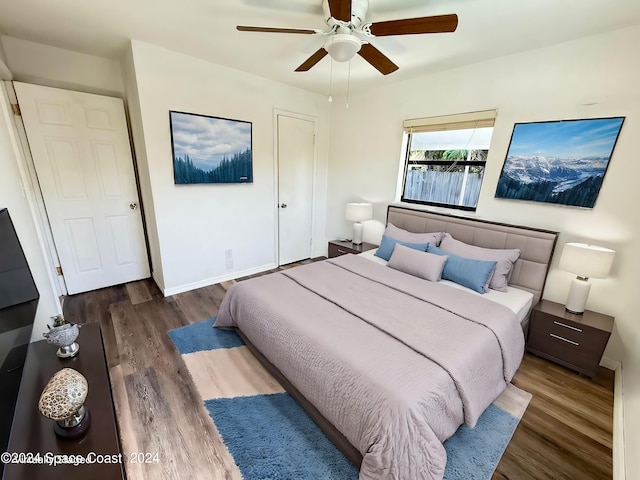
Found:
<box><xmin>169</xmin><ymin>317</ymin><xmax>531</xmax><ymax>480</ymax></box>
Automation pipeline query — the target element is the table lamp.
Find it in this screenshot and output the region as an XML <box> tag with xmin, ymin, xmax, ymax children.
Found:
<box><xmin>345</xmin><ymin>203</ymin><xmax>372</xmax><ymax>245</ymax></box>
<box><xmin>558</xmin><ymin>242</ymin><xmax>615</xmax><ymax>314</ymax></box>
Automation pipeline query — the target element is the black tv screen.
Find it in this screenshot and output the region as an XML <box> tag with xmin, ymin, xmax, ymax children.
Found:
<box><xmin>0</xmin><ymin>208</ymin><xmax>39</xmax><ymax>470</ymax></box>
<box><xmin>0</xmin><ymin>208</ymin><xmax>39</xmax><ymax>310</ymax></box>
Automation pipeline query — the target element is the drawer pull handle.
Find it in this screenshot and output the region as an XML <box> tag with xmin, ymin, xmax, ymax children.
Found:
<box><xmin>337</xmin><ymin>249</ymin><xmax>347</xmax><ymax>254</ymax></box>
<box><xmin>553</xmin><ymin>321</ymin><xmax>582</xmax><ymax>332</ymax></box>
<box><xmin>550</xmin><ymin>333</ymin><xmax>579</xmax><ymax>346</ymax></box>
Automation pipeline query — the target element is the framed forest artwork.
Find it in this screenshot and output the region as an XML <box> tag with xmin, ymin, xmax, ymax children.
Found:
<box><xmin>495</xmin><ymin>117</ymin><xmax>624</xmax><ymax>208</ymax></box>
<box><xmin>169</xmin><ymin>111</ymin><xmax>253</xmax><ymax>184</ymax></box>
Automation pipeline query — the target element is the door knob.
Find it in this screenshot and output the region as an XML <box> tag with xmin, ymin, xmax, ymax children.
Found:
<box><xmin>129</xmin><ymin>202</ymin><xmax>138</xmax><ymax>210</ymax></box>
<box><xmin>279</xmin><ymin>203</ymin><xmax>287</xmax><ymax>208</ymax></box>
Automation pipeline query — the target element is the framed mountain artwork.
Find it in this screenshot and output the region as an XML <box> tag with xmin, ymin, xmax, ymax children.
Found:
<box><xmin>170</xmin><ymin>110</ymin><xmax>253</xmax><ymax>184</ymax></box>
<box><xmin>495</xmin><ymin>117</ymin><xmax>624</xmax><ymax>208</ymax></box>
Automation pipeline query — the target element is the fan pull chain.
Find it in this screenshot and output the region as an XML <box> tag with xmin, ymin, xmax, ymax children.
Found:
<box><xmin>328</xmin><ymin>58</ymin><xmax>333</xmax><ymax>103</ymax></box>
<box><xmin>346</xmin><ymin>60</ymin><xmax>351</xmax><ymax>109</ymax></box>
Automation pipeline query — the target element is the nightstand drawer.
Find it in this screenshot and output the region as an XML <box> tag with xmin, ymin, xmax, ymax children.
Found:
<box><xmin>327</xmin><ymin>241</ymin><xmax>377</xmax><ymax>258</ymax></box>
<box><xmin>328</xmin><ymin>243</ymin><xmax>354</xmax><ymax>257</ymax></box>
<box><xmin>527</xmin><ymin>310</ymin><xmax>611</xmax><ymax>375</ymax></box>
<box><xmin>531</xmin><ymin>312</ymin><xmax>585</xmax><ymax>343</ymax></box>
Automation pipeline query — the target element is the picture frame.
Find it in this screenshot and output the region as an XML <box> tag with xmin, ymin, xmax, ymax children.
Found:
<box><xmin>169</xmin><ymin>110</ymin><xmax>253</xmax><ymax>184</ymax></box>
<box><xmin>495</xmin><ymin>117</ymin><xmax>624</xmax><ymax>208</ymax></box>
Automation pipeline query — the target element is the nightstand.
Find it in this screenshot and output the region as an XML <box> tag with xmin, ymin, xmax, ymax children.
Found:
<box><xmin>526</xmin><ymin>299</ymin><xmax>613</xmax><ymax>378</ymax></box>
<box><xmin>328</xmin><ymin>240</ymin><xmax>377</xmax><ymax>258</ymax></box>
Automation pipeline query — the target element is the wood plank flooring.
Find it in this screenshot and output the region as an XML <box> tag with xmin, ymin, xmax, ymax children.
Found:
<box><xmin>62</xmin><ymin>268</ymin><xmax>614</xmax><ymax>480</ymax></box>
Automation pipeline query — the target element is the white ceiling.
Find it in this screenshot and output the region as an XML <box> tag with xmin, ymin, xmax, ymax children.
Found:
<box><xmin>1</xmin><ymin>0</ymin><xmax>640</xmax><ymax>95</ymax></box>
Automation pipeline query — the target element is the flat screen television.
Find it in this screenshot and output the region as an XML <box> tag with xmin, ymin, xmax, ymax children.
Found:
<box><xmin>0</xmin><ymin>208</ymin><xmax>39</xmax><ymax>475</ymax></box>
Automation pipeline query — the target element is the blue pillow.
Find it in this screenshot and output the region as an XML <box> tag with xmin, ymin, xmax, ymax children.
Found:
<box><xmin>426</xmin><ymin>245</ymin><xmax>497</xmax><ymax>294</ymax></box>
<box><xmin>374</xmin><ymin>235</ymin><xmax>430</xmax><ymax>261</ymax></box>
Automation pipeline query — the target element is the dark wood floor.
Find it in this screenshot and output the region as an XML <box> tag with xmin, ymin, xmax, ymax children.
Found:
<box><xmin>62</xmin><ymin>266</ymin><xmax>614</xmax><ymax>480</ymax></box>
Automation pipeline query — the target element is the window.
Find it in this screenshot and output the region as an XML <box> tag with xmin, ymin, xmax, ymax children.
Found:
<box><xmin>400</xmin><ymin>110</ymin><xmax>496</xmax><ymax>211</ymax></box>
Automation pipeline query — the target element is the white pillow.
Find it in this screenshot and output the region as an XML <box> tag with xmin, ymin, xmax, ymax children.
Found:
<box><xmin>384</xmin><ymin>223</ymin><xmax>443</xmax><ymax>246</ymax></box>
<box><xmin>387</xmin><ymin>244</ymin><xmax>448</xmax><ymax>282</ymax></box>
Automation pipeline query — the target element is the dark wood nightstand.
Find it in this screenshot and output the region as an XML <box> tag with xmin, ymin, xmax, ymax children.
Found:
<box><xmin>328</xmin><ymin>240</ymin><xmax>377</xmax><ymax>258</ymax></box>
<box><xmin>526</xmin><ymin>299</ymin><xmax>613</xmax><ymax>378</ymax></box>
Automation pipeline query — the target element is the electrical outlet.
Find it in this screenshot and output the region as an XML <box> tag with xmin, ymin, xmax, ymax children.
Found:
<box><xmin>225</xmin><ymin>249</ymin><xmax>233</xmax><ymax>270</ymax></box>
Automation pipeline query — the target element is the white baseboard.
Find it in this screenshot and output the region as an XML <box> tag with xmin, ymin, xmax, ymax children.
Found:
<box><xmin>613</xmin><ymin>363</ymin><xmax>625</xmax><ymax>480</ymax></box>
<box><xmin>601</xmin><ymin>356</ymin><xmax>621</xmax><ymax>371</ymax></box>
<box><xmin>601</xmin><ymin>357</ymin><xmax>625</xmax><ymax>479</ymax></box>
<box><xmin>161</xmin><ymin>263</ymin><xmax>278</xmax><ymax>297</ymax></box>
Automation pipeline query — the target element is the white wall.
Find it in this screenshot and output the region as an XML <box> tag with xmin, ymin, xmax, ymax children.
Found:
<box><xmin>1</xmin><ymin>36</ymin><xmax>124</xmax><ymax>96</ymax></box>
<box><xmin>0</xmin><ymin>41</ymin><xmax>7</xmax><ymax>64</ymax></box>
<box><xmin>326</xmin><ymin>24</ymin><xmax>640</xmax><ymax>479</ymax></box>
<box><xmin>0</xmin><ymin>42</ymin><xmax>11</xmax><ymax>80</ymax></box>
<box><xmin>624</xmin><ymin>335</ymin><xmax>640</xmax><ymax>478</ymax></box>
<box><xmin>123</xmin><ymin>40</ymin><xmax>330</xmax><ymax>295</ymax></box>
<box><xmin>0</xmin><ymin>83</ymin><xmax>62</xmax><ymax>340</ymax></box>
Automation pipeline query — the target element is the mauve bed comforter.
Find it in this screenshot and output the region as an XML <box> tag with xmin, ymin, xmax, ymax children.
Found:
<box><xmin>215</xmin><ymin>254</ymin><xmax>525</xmax><ymax>480</ymax></box>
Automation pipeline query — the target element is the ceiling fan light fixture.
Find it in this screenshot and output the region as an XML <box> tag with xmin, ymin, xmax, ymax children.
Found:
<box><xmin>324</xmin><ymin>34</ymin><xmax>361</xmax><ymax>62</ymax></box>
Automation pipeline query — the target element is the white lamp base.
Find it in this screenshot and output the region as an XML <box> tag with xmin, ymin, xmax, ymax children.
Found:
<box><xmin>565</xmin><ymin>276</ymin><xmax>591</xmax><ymax>314</ymax></box>
<box><xmin>352</xmin><ymin>222</ymin><xmax>364</xmax><ymax>245</ymax></box>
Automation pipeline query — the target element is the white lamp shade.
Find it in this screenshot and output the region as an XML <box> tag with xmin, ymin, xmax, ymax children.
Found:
<box><xmin>324</xmin><ymin>34</ymin><xmax>361</xmax><ymax>62</ymax></box>
<box><xmin>559</xmin><ymin>243</ymin><xmax>615</xmax><ymax>279</ymax></box>
<box><xmin>345</xmin><ymin>203</ymin><xmax>373</xmax><ymax>222</ymax></box>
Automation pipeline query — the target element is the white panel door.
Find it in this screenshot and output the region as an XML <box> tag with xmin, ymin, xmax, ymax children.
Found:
<box><xmin>277</xmin><ymin>114</ymin><xmax>316</xmax><ymax>265</ymax></box>
<box><xmin>14</xmin><ymin>82</ymin><xmax>149</xmax><ymax>294</ymax></box>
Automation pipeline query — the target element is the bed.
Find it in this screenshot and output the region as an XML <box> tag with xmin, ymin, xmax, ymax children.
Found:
<box><xmin>215</xmin><ymin>206</ymin><xmax>558</xmax><ymax>480</ymax></box>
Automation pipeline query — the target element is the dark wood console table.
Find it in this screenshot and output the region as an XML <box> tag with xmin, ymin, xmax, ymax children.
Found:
<box><xmin>3</xmin><ymin>323</ymin><xmax>125</xmax><ymax>480</ymax></box>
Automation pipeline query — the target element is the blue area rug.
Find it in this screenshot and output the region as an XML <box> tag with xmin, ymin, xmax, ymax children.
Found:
<box><xmin>168</xmin><ymin>316</ymin><xmax>244</xmax><ymax>353</ymax></box>
<box><xmin>169</xmin><ymin>317</ymin><xmax>530</xmax><ymax>480</ymax></box>
<box><xmin>206</xmin><ymin>394</ymin><xmax>357</xmax><ymax>480</ymax></box>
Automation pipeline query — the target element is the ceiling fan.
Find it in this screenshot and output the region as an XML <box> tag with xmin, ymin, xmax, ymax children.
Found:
<box><xmin>237</xmin><ymin>0</ymin><xmax>458</xmax><ymax>75</ymax></box>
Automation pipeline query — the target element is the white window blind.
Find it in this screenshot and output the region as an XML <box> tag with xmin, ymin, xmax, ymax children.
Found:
<box><xmin>403</xmin><ymin>109</ymin><xmax>497</xmax><ymax>133</ymax></box>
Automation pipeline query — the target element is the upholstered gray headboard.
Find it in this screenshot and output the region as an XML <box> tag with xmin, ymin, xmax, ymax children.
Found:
<box><xmin>387</xmin><ymin>206</ymin><xmax>559</xmax><ymax>305</ymax></box>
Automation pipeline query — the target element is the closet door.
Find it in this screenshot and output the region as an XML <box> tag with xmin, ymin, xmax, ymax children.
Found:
<box><xmin>276</xmin><ymin>113</ymin><xmax>316</xmax><ymax>266</ymax></box>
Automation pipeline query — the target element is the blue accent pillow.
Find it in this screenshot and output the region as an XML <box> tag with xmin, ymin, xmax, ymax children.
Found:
<box><xmin>426</xmin><ymin>245</ymin><xmax>497</xmax><ymax>294</ymax></box>
<box><xmin>374</xmin><ymin>235</ymin><xmax>430</xmax><ymax>261</ymax></box>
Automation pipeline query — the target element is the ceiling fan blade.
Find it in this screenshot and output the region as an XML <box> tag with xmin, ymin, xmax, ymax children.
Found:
<box><xmin>358</xmin><ymin>44</ymin><xmax>398</xmax><ymax>75</ymax></box>
<box><xmin>368</xmin><ymin>14</ymin><xmax>458</xmax><ymax>36</ymax></box>
<box><xmin>295</xmin><ymin>48</ymin><xmax>329</xmax><ymax>72</ymax></box>
<box><xmin>237</xmin><ymin>25</ymin><xmax>317</xmax><ymax>35</ymax></box>
<box><xmin>327</xmin><ymin>0</ymin><xmax>352</xmax><ymax>23</ymax></box>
